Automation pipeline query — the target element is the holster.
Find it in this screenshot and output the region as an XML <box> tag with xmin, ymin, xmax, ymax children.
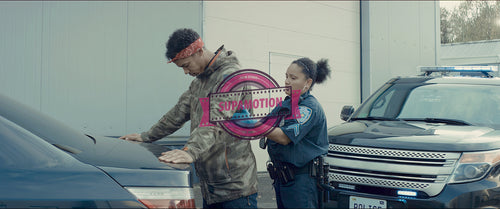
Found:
<box><xmin>310</xmin><ymin>156</ymin><xmax>320</xmax><ymax>178</ymax></box>
<box><xmin>266</xmin><ymin>161</ymin><xmax>277</xmax><ymax>180</ymax></box>
<box><xmin>267</xmin><ymin>161</ymin><xmax>295</xmax><ymax>184</ymax></box>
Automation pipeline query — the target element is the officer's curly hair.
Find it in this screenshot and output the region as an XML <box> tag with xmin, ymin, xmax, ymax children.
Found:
<box><xmin>292</xmin><ymin>57</ymin><xmax>332</xmax><ymax>90</ymax></box>
<box><xmin>165</xmin><ymin>28</ymin><xmax>201</xmax><ymax>60</ymax></box>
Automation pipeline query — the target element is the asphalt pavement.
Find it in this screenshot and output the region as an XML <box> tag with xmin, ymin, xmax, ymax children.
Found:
<box><xmin>193</xmin><ymin>172</ymin><xmax>277</xmax><ymax>208</ymax></box>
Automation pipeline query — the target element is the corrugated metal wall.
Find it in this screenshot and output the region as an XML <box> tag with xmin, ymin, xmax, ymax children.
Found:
<box><xmin>361</xmin><ymin>1</ymin><xmax>439</xmax><ymax>101</ymax></box>
<box><xmin>0</xmin><ymin>1</ymin><xmax>203</xmax><ymax>136</ymax></box>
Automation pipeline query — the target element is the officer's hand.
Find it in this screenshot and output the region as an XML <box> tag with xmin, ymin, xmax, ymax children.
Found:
<box><xmin>159</xmin><ymin>149</ymin><xmax>193</xmax><ymax>164</ymax></box>
<box><xmin>119</xmin><ymin>133</ymin><xmax>144</xmax><ymax>142</ymax></box>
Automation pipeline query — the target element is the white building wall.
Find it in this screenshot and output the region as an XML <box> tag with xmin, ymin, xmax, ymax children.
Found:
<box><xmin>203</xmin><ymin>1</ymin><xmax>361</xmax><ymax>171</ymax></box>
<box><xmin>361</xmin><ymin>1</ymin><xmax>439</xmax><ymax>100</ymax></box>
<box><xmin>440</xmin><ymin>40</ymin><xmax>500</xmax><ymax>66</ymax></box>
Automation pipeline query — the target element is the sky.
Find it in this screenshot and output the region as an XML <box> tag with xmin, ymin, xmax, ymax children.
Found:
<box><xmin>440</xmin><ymin>1</ymin><xmax>461</xmax><ymax>10</ymax></box>
<box><xmin>440</xmin><ymin>0</ymin><xmax>500</xmax><ymax>10</ymax></box>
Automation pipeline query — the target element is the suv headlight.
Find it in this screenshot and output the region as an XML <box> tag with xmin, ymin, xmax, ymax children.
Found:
<box><xmin>449</xmin><ymin>150</ymin><xmax>500</xmax><ymax>184</ymax></box>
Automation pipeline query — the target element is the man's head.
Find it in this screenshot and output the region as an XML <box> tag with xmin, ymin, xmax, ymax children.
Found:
<box><xmin>165</xmin><ymin>28</ymin><xmax>208</xmax><ymax>77</ymax></box>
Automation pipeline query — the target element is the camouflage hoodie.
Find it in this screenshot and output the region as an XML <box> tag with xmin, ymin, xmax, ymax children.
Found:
<box><xmin>140</xmin><ymin>49</ymin><xmax>258</xmax><ymax>205</ymax></box>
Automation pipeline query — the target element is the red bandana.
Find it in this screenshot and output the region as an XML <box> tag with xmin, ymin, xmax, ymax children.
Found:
<box><xmin>167</xmin><ymin>37</ymin><xmax>204</xmax><ymax>63</ymax></box>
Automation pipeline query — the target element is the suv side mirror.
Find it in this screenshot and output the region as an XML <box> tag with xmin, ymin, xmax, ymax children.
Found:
<box><xmin>340</xmin><ymin>105</ymin><xmax>355</xmax><ymax>121</ymax></box>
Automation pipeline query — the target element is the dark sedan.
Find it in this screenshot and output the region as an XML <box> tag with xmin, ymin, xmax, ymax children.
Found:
<box><xmin>0</xmin><ymin>93</ymin><xmax>195</xmax><ymax>208</ymax></box>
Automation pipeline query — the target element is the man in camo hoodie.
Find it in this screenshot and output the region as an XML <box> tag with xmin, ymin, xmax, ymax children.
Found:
<box><xmin>119</xmin><ymin>28</ymin><xmax>258</xmax><ymax>208</ymax></box>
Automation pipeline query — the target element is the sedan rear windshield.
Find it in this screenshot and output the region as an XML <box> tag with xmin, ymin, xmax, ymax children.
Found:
<box><xmin>0</xmin><ymin>116</ymin><xmax>74</xmax><ymax>169</ymax></box>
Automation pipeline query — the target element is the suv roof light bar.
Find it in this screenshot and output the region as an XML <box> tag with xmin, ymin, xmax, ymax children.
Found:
<box><xmin>419</xmin><ymin>66</ymin><xmax>498</xmax><ymax>77</ymax></box>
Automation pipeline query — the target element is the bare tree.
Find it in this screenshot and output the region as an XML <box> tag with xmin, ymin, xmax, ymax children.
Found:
<box><xmin>441</xmin><ymin>0</ymin><xmax>500</xmax><ymax>44</ymax></box>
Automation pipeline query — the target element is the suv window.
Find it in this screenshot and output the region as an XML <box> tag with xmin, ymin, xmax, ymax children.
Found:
<box><xmin>356</xmin><ymin>83</ymin><xmax>418</xmax><ymax>119</ymax></box>
<box><xmin>369</xmin><ymin>88</ymin><xmax>395</xmax><ymax>117</ymax></box>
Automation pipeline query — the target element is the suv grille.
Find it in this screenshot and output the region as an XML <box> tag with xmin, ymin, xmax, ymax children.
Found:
<box><xmin>326</xmin><ymin>144</ymin><xmax>461</xmax><ymax>196</ymax></box>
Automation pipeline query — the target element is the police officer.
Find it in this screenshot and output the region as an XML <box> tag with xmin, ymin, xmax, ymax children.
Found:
<box><xmin>264</xmin><ymin>57</ymin><xmax>332</xmax><ymax>209</ymax></box>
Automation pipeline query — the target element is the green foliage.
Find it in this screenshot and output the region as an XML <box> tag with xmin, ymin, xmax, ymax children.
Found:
<box><xmin>441</xmin><ymin>0</ymin><xmax>500</xmax><ymax>44</ymax></box>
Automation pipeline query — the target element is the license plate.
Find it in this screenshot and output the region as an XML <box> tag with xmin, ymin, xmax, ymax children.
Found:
<box><xmin>349</xmin><ymin>196</ymin><xmax>387</xmax><ymax>209</ymax></box>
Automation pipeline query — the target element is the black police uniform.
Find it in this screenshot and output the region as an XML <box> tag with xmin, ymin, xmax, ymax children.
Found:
<box><xmin>267</xmin><ymin>90</ymin><xmax>328</xmax><ymax>208</ymax></box>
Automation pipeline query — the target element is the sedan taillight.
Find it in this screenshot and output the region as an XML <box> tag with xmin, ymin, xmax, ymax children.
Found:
<box><xmin>125</xmin><ymin>187</ymin><xmax>195</xmax><ymax>209</ymax></box>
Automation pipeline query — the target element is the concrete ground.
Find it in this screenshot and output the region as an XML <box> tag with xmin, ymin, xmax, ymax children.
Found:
<box><xmin>193</xmin><ymin>172</ymin><xmax>277</xmax><ymax>208</ymax></box>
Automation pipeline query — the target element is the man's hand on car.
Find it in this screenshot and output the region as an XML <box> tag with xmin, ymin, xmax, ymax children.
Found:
<box><xmin>159</xmin><ymin>149</ymin><xmax>194</xmax><ymax>164</ymax></box>
<box><xmin>119</xmin><ymin>133</ymin><xmax>144</xmax><ymax>142</ymax></box>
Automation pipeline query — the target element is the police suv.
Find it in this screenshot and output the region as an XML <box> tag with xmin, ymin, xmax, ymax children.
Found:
<box><xmin>325</xmin><ymin>66</ymin><xmax>500</xmax><ymax>208</ymax></box>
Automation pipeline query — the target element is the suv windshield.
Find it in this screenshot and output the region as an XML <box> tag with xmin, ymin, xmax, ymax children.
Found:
<box><xmin>353</xmin><ymin>82</ymin><xmax>500</xmax><ymax>129</ymax></box>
